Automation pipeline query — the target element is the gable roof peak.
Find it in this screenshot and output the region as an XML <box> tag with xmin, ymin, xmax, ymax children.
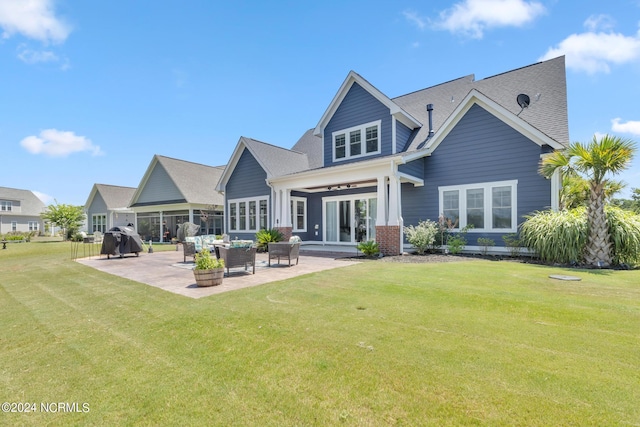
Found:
<box><xmin>314</xmin><ymin>70</ymin><xmax>422</xmax><ymax>136</ymax></box>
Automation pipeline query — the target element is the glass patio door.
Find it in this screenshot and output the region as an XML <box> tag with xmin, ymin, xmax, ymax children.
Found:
<box><xmin>324</xmin><ymin>195</ymin><xmax>377</xmax><ymax>244</ymax></box>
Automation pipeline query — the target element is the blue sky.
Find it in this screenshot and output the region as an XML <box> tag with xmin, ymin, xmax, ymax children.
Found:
<box><xmin>1</xmin><ymin>0</ymin><xmax>640</xmax><ymax>206</ymax></box>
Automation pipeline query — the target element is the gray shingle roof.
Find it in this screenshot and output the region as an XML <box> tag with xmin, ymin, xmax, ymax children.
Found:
<box><xmin>93</xmin><ymin>184</ymin><xmax>136</xmax><ymax>209</ymax></box>
<box><xmin>394</xmin><ymin>56</ymin><xmax>569</xmax><ymax>151</ymax></box>
<box><xmin>242</xmin><ymin>137</ymin><xmax>311</xmax><ymax>176</ymax></box>
<box><xmin>155</xmin><ymin>155</ymin><xmax>225</xmax><ymax>206</ymax></box>
<box><xmin>289</xmin><ymin>129</ymin><xmax>323</xmax><ymax>169</ymax></box>
<box><xmin>0</xmin><ymin>186</ymin><xmax>46</xmax><ymax>216</ymax></box>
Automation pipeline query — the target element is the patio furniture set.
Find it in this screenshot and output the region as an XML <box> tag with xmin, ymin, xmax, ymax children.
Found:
<box><xmin>183</xmin><ymin>235</ymin><xmax>300</xmax><ymax>276</ymax></box>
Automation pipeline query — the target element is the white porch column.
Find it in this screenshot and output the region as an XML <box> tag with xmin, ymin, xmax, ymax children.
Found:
<box><xmin>376</xmin><ymin>176</ymin><xmax>387</xmax><ymax>226</ymax></box>
<box><xmin>388</xmin><ymin>175</ymin><xmax>400</xmax><ymax>225</ymax></box>
<box><xmin>283</xmin><ymin>189</ymin><xmax>292</xmax><ymax>228</ymax></box>
<box><xmin>273</xmin><ymin>187</ymin><xmax>282</xmax><ymax>228</ymax></box>
<box><xmin>188</xmin><ymin>209</ymin><xmax>194</xmax><ymax>224</ymax></box>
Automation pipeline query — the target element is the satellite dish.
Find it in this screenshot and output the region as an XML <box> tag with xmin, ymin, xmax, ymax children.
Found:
<box><xmin>517</xmin><ymin>93</ymin><xmax>530</xmax><ymax>109</ymax></box>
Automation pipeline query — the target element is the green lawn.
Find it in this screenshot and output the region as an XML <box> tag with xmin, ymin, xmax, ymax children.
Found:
<box><xmin>1</xmin><ymin>242</ymin><xmax>639</xmax><ymax>426</ymax></box>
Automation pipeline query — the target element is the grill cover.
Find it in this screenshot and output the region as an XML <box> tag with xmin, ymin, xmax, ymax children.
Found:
<box><xmin>101</xmin><ymin>226</ymin><xmax>144</xmax><ymax>258</ymax></box>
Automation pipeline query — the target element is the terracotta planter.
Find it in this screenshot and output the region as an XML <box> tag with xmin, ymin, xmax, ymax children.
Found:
<box><xmin>193</xmin><ymin>268</ymin><xmax>224</xmax><ymax>287</ymax></box>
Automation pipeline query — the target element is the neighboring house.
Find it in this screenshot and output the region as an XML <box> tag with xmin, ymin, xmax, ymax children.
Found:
<box><xmin>217</xmin><ymin>56</ymin><xmax>569</xmax><ymax>255</ymax></box>
<box><xmin>84</xmin><ymin>184</ymin><xmax>137</xmax><ymax>233</ymax></box>
<box><xmin>129</xmin><ymin>155</ymin><xmax>225</xmax><ymax>242</ymax></box>
<box><xmin>0</xmin><ymin>186</ymin><xmax>46</xmax><ymax>235</ymax></box>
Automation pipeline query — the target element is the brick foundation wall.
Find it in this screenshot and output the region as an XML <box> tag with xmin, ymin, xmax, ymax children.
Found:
<box><xmin>376</xmin><ymin>225</ymin><xmax>401</xmax><ymax>256</ymax></box>
<box><xmin>275</xmin><ymin>227</ymin><xmax>293</xmax><ymax>241</ymax></box>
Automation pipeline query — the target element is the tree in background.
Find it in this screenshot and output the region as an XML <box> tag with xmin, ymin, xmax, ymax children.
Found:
<box><xmin>612</xmin><ymin>188</ymin><xmax>640</xmax><ymax>213</ymax></box>
<box><xmin>41</xmin><ymin>201</ymin><xmax>86</xmax><ymax>240</ymax></box>
<box><xmin>539</xmin><ymin>135</ymin><xmax>636</xmax><ymax>267</ymax></box>
<box><xmin>559</xmin><ymin>174</ymin><xmax>625</xmax><ymax>210</ymax></box>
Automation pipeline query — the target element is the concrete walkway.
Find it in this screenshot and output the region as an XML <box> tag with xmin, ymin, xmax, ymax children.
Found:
<box><xmin>76</xmin><ymin>249</ymin><xmax>360</xmax><ymax>299</ymax></box>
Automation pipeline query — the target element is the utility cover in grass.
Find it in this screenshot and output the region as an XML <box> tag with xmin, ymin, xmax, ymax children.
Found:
<box><xmin>549</xmin><ymin>274</ymin><xmax>582</xmax><ymax>281</ymax></box>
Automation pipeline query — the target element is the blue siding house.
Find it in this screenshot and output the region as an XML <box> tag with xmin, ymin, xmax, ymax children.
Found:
<box><xmin>217</xmin><ymin>56</ymin><xmax>569</xmax><ymax>255</ymax></box>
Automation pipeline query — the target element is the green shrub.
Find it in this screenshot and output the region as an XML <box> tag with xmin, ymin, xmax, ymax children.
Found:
<box><xmin>194</xmin><ymin>248</ymin><xmax>224</xmax><ymax>270</ymax></box>
<box><xmin>520</xmin><ymin>207</ymin><xmax>640</xmax><ymax>267</ymax></box>
<box><xmin>446</xmin><ymin>225</ymin><xmax>472</xmax><ymax>255</ymax></box>
<box><xmin>502</xmin><ymin>234</ymin><xmax>523</xmax><ymax>257</ymax></box>
<box><xmin>357</xmin><ymin>240</ymin><xmax>380</xmax><ymax>257</ymax></box>
<box><xmin>404</xmin><ymin>220</ymin><xmax>438</xmax><ymax>254</ymax></box>
<box><xmin>607</xmin><ymin>207</ymin><xmax>640</xmax><ymax>266</ymax></box>
<box><xmin>3</xmin><ymin>232</ymin><xmax>29</xmax><ymax>241</ymax></box>
<box><xmin>477</xmin><ymin>237</ymin><xmax>495</xmax><ymax>256</ymax></box>
<box><xmin>255</xmin><ymin>228</ymin><xmax>284</xmax><ymax>252</ymax></box>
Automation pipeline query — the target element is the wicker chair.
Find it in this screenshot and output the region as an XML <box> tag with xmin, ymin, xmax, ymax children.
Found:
<box><xmin>217</xmin><ymin>246</ymin><xmax>257</xmax><ymax>276</ymax></box>
<box><xmin>183</xmin><ymin>241</ymin><xmax>197</xmax><ymax>262</ymax></box>
<box><xmin>268</xmin><ymin>242</ymin><xmax>300</xmax><ymax>266</ymax></box>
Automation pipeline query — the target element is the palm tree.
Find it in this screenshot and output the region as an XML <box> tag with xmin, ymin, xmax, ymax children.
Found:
<box><xmin>559</xmin><ymin>174</ymin><xmax>625</xmax><ymax>210</ymax></box>
<box><xmin>539</xmin><ymin>134</ymin><xmax>636</xmax><ymax>266</ymax></box>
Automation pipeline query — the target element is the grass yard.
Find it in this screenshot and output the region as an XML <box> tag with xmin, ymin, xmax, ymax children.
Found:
<box><xmin>1</xmin><ymin>242</ymin><xmax>639</xmax><ymax>426</ymax></box>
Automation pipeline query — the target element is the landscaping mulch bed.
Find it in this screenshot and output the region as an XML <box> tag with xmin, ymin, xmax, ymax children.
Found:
<box><xmin>339</xmin><ymin>253</ymin><xmax>497</xmax><ymax>263</ymax></box>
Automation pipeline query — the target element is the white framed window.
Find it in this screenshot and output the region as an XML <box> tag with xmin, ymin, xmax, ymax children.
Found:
<box><xmin>1</xmin><ymin>201</ymin><xmax>12</xmax><ymax>211</ymax></box>
<box><xmin>11</xmin><ymin>221</ymin><xmax>17</xmax><ymax>231</ymax></box>
<box><xmin>438</xmin><ymin>180</ymin><xmax>517</xmax><ymax>232</ymax></box>
<box><xmin>228</xmin><ymin>196</ymin><xmax>269</xmax><ymax>232</ymax></box>
<box><xmin>28</xmin><ymin>221</ymin><xmax>39</xmax><ymax>231</ymax></box>
<box><xmin>290</xmin><ymin>197</ymin><xmax>307</xmax><ymax>232</ymax></box>
<box><xmin>92</xmin><ymin>214</ymin><xmax>107</xmax><ymax>233</ymax></box>
<box><xmin>332</xmin><ymin>120</ymin><xmax>381</xmax><ymax>162</ymax></box>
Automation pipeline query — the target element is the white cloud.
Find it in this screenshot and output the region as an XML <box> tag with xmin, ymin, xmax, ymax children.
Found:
<box><xmin>32</xmin><ymin>190</ymin><xmax>54</xmax><ymax>205</ymax></box>
<box><xmin>0</xmin><ymin>0</ymin><xmax>71</xmax><ymax>44</ymax></box>
<box><xmin>403</xmin><ymin>10</ymin><xmax>427</xmax><ymax>30</ymax></box>
<box><xmin>433</xmin><ymin>0</ymin><xmax>546</xmax><ymax>39</ymax></box>
<box><xmin>612</xmin><ymin>118</ymin><xmax>640</xmax><ymax>136</ymax></box>
<box><xmin>539</xmin><ymin>18</ymin><xmax>640</xmax><ymax>74</ymax></box>
<box><xmin>20</xmin><ymin>129</ymin><xmax>104</xmax><ymax>157</ymax></box>
<box><xmin>17</xmin><ymin>44</ymin><xmax>58</xmax><ymax>63</ymax></box>
<box><xmin>583</xmin><ymin>14</ymin><xmax>616</xmax><ymax>32</ymax></box>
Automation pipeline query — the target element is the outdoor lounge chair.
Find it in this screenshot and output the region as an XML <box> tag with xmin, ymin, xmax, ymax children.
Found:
<box><xmin>217</xmin><ymin>245</ymin><xmax>257</xmax><ymax>276</ymax></box>
<box><xmin>268</xmin><ymin>241</ymin><xmax>300</xmax><ymax>266</ymax></box>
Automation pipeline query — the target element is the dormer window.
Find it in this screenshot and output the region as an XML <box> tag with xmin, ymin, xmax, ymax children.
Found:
<box><xmin>332</xmin><ymin>120</ymin><xmax>381</xmax><ymax>162</ymax></box>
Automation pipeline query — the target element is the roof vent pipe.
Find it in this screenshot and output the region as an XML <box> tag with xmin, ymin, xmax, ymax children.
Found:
<box><xmin>426</xmin><ymin>104</ymin><xmax>434</xmax><ymax>135</ymax></box>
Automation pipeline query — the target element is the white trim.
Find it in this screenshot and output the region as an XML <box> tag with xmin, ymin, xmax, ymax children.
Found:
<box><xmin>391</xmin><ymin>116</ymin><xmax>397</xmax><ymax>155</ymax></box>
<box><xmin>332</xmin><ymin>120</ymin><xmax>382</xmax><ymax>162</ymax></box>
<box><xmin>314</xmin><ymin>71</ymin><xmax>421</xmax><ymax>137</ymax></box>
<box><xmin>438</xmin><ymin>180</ymin><xmax>518</xmax><ymax>233</ymax></box>
<box><xmin>227</xmin><ymin>195</ymin><xmax>269</xmax><ymax>232</ymax></box>
<box><xmin>322</xmin><ymin>192</ymin><xmax>377</xmax><ymax>245</ymax></box>
<box><xmin>551</xmin><ymin>169</ymin><xmax>561</xmax><ymax>211</ymax></box>
<box><xmin>91</xmin><ymin>213</ymin><xmax>107</xmax><ymax>233</ymax></box>
<box><xmin>290</xmin><ymin>196</ymin><xmax>307</xmax><ymax>232</ymax></box>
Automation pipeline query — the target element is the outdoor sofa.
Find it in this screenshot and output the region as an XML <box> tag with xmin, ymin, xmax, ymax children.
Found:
<box><xmin>182</xmin><ymin>235</ymin><xmax>224</xmax><ymax>262</ymax></box>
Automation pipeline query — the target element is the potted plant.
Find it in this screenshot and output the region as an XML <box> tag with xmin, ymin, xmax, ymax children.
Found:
<box><xmin>193</xmin><ymin>248</ymin><xmax>225</xmax><ymax>287</ymax></box>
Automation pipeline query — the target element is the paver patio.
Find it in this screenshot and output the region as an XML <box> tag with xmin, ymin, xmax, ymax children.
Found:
<box><xmin>76</xmin><ymin>248</ymin><xmax>360</xmax><ymax>298</ymax></box>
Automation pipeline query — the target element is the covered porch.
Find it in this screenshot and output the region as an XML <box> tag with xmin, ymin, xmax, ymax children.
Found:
<box><xmin>268</xmin><ymin>159</ymin><xmax>423</xmax><ymax>255</ymax></box>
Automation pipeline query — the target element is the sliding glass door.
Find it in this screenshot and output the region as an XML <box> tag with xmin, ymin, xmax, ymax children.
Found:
<box><xmin>324</xmin><ymin>194</ymin><xmax>377</xmax><ymax>244</ymax></box>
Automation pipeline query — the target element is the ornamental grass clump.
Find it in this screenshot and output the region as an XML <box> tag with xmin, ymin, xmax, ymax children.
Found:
<box><xmin>404</xmin><ymin>220</ymin><xmax>438</xmax><ymax>254</ymax></box>
<box><xmin>521</xmin><ymin>206</ymin><xmax>640</xmax><ymax>267</ymax></box>
<box><xmin>607</xmin><ymin>207</ymin><xmax>640</xmax><ymax>266</ymax></box>
<box><xmin>520</xmin><ymin>208</ymin><xmax>587</xmax><ymax>264</ymax></box>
